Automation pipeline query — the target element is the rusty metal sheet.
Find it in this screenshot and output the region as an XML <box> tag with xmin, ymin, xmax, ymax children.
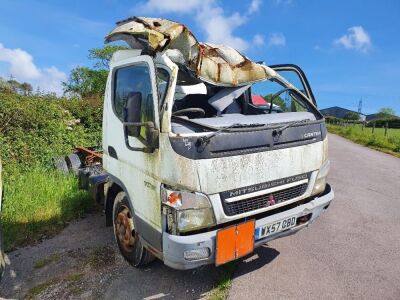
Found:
<box><xmin>105</xmin><ymin>17</ymin><xmax>272</xmax><ymax>86</ymax></box>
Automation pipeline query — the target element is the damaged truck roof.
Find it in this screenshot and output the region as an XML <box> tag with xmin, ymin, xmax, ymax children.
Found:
<box><xmin>105</xmin><ymin>17</ymin><xmax>274</xmax><ymax>87</ymax></box>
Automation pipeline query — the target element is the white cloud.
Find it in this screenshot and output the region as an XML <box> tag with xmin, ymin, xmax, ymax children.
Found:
<box><xmin>253</xmin><ymin>34</ymin><xmax>265</xmax><ymax>46</ymax></box>
<box><xmin>0</xmin><ymin>43</ymin><xmax>66</xmax><ymax>95</ymax></box>
<box><xmin>0</xmin><ymin>43</ymin><xmax>41</xmax><ymax>80</ymax></box>
<box><xmin>268</xmin><ymin>32</ymin><xmax>286</xmax><ymax>47</ymax></box>
<box><xmin>248</xmin><ymin>0</ymin><xmax>262</xmax><ymax>14</ymax></box>
<box><xmin>196</xmin><ymin>5</ymin><xmax>249</xmax><ymax>51</ymax></box>
<box><xmin>334</xmin><ymin>26</ymin><xmax>371</xmax><ymax>53</ymax></box>
<box><xmin>135</xmin><ymin>0</ymin><xmax>264</xmax><ymax>51</ymax></box>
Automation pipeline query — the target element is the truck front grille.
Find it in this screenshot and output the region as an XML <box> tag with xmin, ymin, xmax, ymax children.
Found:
<box><xmin>222</xmin><ymin>183</ymin><xmax>308</xmax><ymax>216</ymax></box>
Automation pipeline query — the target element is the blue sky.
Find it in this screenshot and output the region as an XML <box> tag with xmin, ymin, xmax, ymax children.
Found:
<box><xmin>0</xmin><ymin>0</ymin><xmax>399</xmax><ymax>114</ymax></box>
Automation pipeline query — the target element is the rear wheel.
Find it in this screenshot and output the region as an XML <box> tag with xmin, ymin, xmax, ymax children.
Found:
<box><xmin>66</xmin><ymin>153</ymin><xmax>82</xmax><ymax>174</ymax></box>
<box><xmin>112</xmin><ymin>191</ymin><xmax>155</xmax><ymax>267</ymax></box>
<box><xmin>54</xmin><ymin>156</ymin><xmax>69</xmax><ymax>175</ymax></box>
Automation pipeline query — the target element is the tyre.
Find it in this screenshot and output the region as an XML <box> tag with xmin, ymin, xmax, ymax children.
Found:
<box><xmin>112</xmin><ymin>191</ymin><xmax>155</xmax><ymax>267</ymax></box>
<box><xmin>54</xmin><ymin>156</ymin><xmax>69</xmax><ymax>175</ymax></box>
<box><xmin>66</xmin><ymin>153</ymin><xmax>82</xmax><ymax>174</ymax></box>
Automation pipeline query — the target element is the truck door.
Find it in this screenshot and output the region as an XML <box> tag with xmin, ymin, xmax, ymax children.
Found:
<box><xmin>104</xmin><ymin>54</ymin><xmax>163</xmax><ymax>237</ymax></box>
<box><xmin>270</xmin><ymin>64</ymin><xmax>317</xmax><ymax>106</ymax></box>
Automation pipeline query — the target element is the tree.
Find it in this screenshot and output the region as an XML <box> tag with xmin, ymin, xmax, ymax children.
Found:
<box><xmin>20</xmin><ymin>82</ymin><xmax>33</xmax><ymax>96</ymax></box>
<box><xmin>63</xmin><ymin>67</ymin><xmax>108</xmax><ymax>98</ymax></box>
<box><xmin>63</xmin><ymin>45</ymin><xmax>128</xmax><ymax>98</ymax></box>
<box><xmin>88</xmin><ymin>45</ymin><xmax>129</xmax><ymax>70</ymax></box>
<box><xmin>344</xmin><ymin>111</ymin><xmax>360</xmax><ymax>120</ymax></box>
<box><xmin>377</xmin><ymin>107</ymin><xmax>396</xmax><ymax>118</ymax></box>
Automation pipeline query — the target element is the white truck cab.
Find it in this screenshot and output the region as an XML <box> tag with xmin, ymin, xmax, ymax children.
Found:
<box><xmin>100</xmin><ymin>17</ymin><xmax>334</xmax><ymax>269</ymax></box>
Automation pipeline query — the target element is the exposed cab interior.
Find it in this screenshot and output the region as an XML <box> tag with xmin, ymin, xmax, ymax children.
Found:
<box><xmin>169</xmin><ymin>66</ymin><xmax>321</xmax><ymax>134</ymax></box>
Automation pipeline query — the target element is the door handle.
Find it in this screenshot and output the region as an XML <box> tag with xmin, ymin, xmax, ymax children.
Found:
<box><xmin>108</xmin><ymin>146</ymin><xmax>118</xmax><ymax>159</ymax></box>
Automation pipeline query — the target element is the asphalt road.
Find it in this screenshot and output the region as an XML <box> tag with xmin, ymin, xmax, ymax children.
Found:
<box><xmin>229</xmin><ymin>134</ymin><xmax>400</xmax><ymax>300</ymax></box>
<box><xmin>1</xmin><ymin>134</ymin><xmax>399</xmax><ymax>299</ymax></box>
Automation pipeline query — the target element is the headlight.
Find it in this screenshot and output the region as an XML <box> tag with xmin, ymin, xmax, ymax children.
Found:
<box><xmin>312</xmin><ymin>160</ymin><xmax>330</xmax><ymax>196</ymax></box>
<box><xmin>161</xmin><ymin>186</ymin><xmax>216</xmax><ymax>234</ymax></box>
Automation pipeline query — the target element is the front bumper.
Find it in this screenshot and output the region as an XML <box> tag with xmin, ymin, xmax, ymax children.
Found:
<box><xmin>162</xmin><ymin>184</ymin><xmax>334</xmax><ymax>270</ymax></box>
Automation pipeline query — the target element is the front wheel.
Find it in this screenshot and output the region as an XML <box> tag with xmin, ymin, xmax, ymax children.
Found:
<box><xmin>112</xmin><ymin>191</ymin><xmax>155</xmax><ymax>267</ymax></box>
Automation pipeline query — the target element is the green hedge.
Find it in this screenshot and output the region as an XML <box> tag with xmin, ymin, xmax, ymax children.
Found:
<box><xmin>365</xmin><ymin>118</ymin><xmax>400</xmax><ymax>129</ymax></box>
<box><xmin>324</xmin><ymin>116</ymin><xmax>364</xmax><ymax>125</ymax></box>
<box><xmin>0</xmin><ymin>92</ymin><xmax>102</xmax><ymax>250</ymax></box>
<box><xmin>325</xmin><ymin>115</ymin><xmax>400</xmax><ymax>128</ymax></box>
<box><xmin>0</xmin><ymin>93</ymin><xmax>102</xmax><ymax>170</ymax></box>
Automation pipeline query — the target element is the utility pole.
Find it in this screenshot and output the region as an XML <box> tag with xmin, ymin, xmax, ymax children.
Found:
<box><xmin>358</xmin><ymin>98</ymin><xmax>363</xmax><ymax>114</ymax></box>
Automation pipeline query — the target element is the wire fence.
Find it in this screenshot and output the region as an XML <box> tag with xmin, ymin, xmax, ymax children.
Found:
<box><xmin>325</xmin><ymin>118</ymin><xmax>400</xmax><ymax>138</ymax></box>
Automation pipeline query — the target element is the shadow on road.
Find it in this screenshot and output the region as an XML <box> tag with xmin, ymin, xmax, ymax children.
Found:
<box><xmin>233</xmin><ymin>245</ymin><xmax>280</xmax><ymax>278</ymax></box>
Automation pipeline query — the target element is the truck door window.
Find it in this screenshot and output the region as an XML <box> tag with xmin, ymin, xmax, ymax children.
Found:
<box><xmin>251</xmin><ymin>79</ymin><xmax>308</xmax><ymax>113</ymax></box>
<box><xmin>270</xmin><ymin>65</ymin><xmax>316</xmax><ymax>105</ymax></box>
<box><xmin>156</xmin><ymin>67</ymin><xmax>170</xmax><ymax>109</ymax></box>
<box><xmin>277</xmin><ymin>70</ymin><xmax>307</xmax><ymax>95</ymax></box>
<box><xmin>113</xmin><ymin>63</ymin><xmax>155</xmax><ymax>139</ymax></box>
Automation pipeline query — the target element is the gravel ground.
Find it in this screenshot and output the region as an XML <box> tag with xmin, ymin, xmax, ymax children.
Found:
<box><xmin>0</xmin><ymin>213</ymin><xmax>222</xmax><ymax>299</ymax></box>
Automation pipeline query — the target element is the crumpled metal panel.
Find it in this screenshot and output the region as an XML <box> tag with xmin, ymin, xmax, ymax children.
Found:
<box><xmin>105</xmin><ymin>17</ymin><xmax>272</xmax><ymax>86</ymax></box>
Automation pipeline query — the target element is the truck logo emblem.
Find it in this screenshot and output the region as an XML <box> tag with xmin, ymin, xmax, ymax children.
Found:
<box><xmin>267</xmin><ymin>194</ymin><xmax>276</xmax><ymax>206</ymax></box>
<box><xmin>304</xmin><ymin>131</ymin><xmax>321</xmax><ymax>138</ymax></box>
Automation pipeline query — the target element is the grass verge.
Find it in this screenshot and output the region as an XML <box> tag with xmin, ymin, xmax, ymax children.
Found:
<box><xmin>2</xmin><ymin>165</ymin><xmax>93</xmax><ymax>251</ymax></box>
<box><xmin>209</xmin><ymin>262</ymin><xmax>237</xmax><ymax>300</ymax></box>
<box><xmin>327</xmin><ymin>124</ymin><xmax>400</xmax><ymax>158</ymax></box>
<box><xmin>25</xmin><ymin>272</ymin><xmax>84</xmax><ymax>299</ymax></box>
<box><xmin>34</xmin><ymin>253</ymin><xmax>62</xmax><ymax>269</ymax></box>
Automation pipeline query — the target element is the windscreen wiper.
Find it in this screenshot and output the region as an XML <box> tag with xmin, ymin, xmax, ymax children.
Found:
<box><xmin>197</xmin><ymin>123</ymin><xmax>267</xmax><ymax>147</ymax></box>
<box><xmin>272</xmin><ymin>119</ymin><xmax>309</xmax><ymax>137</ymax></box>
<box><xmin>196</xmin><ymin>123</ymin><xmax>242</xmax><ymax>147</ymax></box>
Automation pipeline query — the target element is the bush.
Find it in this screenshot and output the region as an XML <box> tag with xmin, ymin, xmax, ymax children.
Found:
<box><xmin>0</xmin><ymin>92</ymin><xmax>102</xmax><ymax>250</ymax></box>
<box><xmin>0</xmin><ymin>93</ymin><xmax>102</xmax><ymax>170</ymax></box>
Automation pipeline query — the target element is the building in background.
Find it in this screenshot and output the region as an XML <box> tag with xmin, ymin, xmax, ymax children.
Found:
<box><xmin>320</xmin><ymin>106</ymin><xmax>366</xmax><ymax>121</ymax></box>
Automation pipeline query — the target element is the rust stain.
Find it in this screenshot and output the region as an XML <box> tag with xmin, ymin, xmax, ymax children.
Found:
<box><xmin>75</xmin><ymin>146</ymin><xmax>102</xmax><ymax>166</ymax></box>
<box><xmin>105</xmin><ymin>17</ymin><xmax>273</xmax><ymax>87</ymax></box>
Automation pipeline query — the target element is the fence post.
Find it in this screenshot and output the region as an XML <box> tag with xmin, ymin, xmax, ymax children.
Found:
<box><xmin>372</xmin><ymin>121</ymin><xmax>375</xmax><ymax>134</ymax></box>
<box><xmin>385</xmin><ymin>122</ymin><xmax>388</xmax><ymax>137</ymax></box>
<box><xmin>362</xmin><ymin>121</ymin><xmax>364</xmax><ymax>131</ymax></box>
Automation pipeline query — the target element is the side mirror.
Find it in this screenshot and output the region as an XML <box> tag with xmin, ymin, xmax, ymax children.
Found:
<box><xmin>124</xmin><ymin>92</ymin><xmax>142</xmax><ymax>137</ymax></box>
<box><xmin>123</xmin><ymin>92</ymin><xmax>159</xmax><ymax>152</ymax></box>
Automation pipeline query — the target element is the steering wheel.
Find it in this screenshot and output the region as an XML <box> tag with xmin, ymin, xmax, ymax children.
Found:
<box><xmin>172</xmin><ymin>108</ymin><xmax>206</xmax><ymax>118</ymax></box>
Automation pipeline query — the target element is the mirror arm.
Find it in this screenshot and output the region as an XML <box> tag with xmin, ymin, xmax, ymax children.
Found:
<box><xmin>122</xmin><ymin>121</ymin><xmax>154</xmax><ymax>127</ymax></box>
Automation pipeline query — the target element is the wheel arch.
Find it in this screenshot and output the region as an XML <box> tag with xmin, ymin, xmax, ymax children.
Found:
<box><xmin>105</xmin><ymin>174</ymin><xmax>163</xmax><ymax>254</ymax></box>
<box><xmin>105</xmin><ymin>175</ymin><xmax>130</xmax><ymax>227</ymax></box>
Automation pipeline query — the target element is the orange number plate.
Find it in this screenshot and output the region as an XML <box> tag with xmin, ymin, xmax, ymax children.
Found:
<box><xmin>215</xmin><ymin>220</ymin><xmax>255</xmax><ymax>266</ymax></box>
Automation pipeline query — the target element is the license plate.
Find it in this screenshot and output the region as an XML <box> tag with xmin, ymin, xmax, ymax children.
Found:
<box><xmin>255</xmin><ymin>216</ymin><xmax>297</xmax><ymax>240</ymax></box>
